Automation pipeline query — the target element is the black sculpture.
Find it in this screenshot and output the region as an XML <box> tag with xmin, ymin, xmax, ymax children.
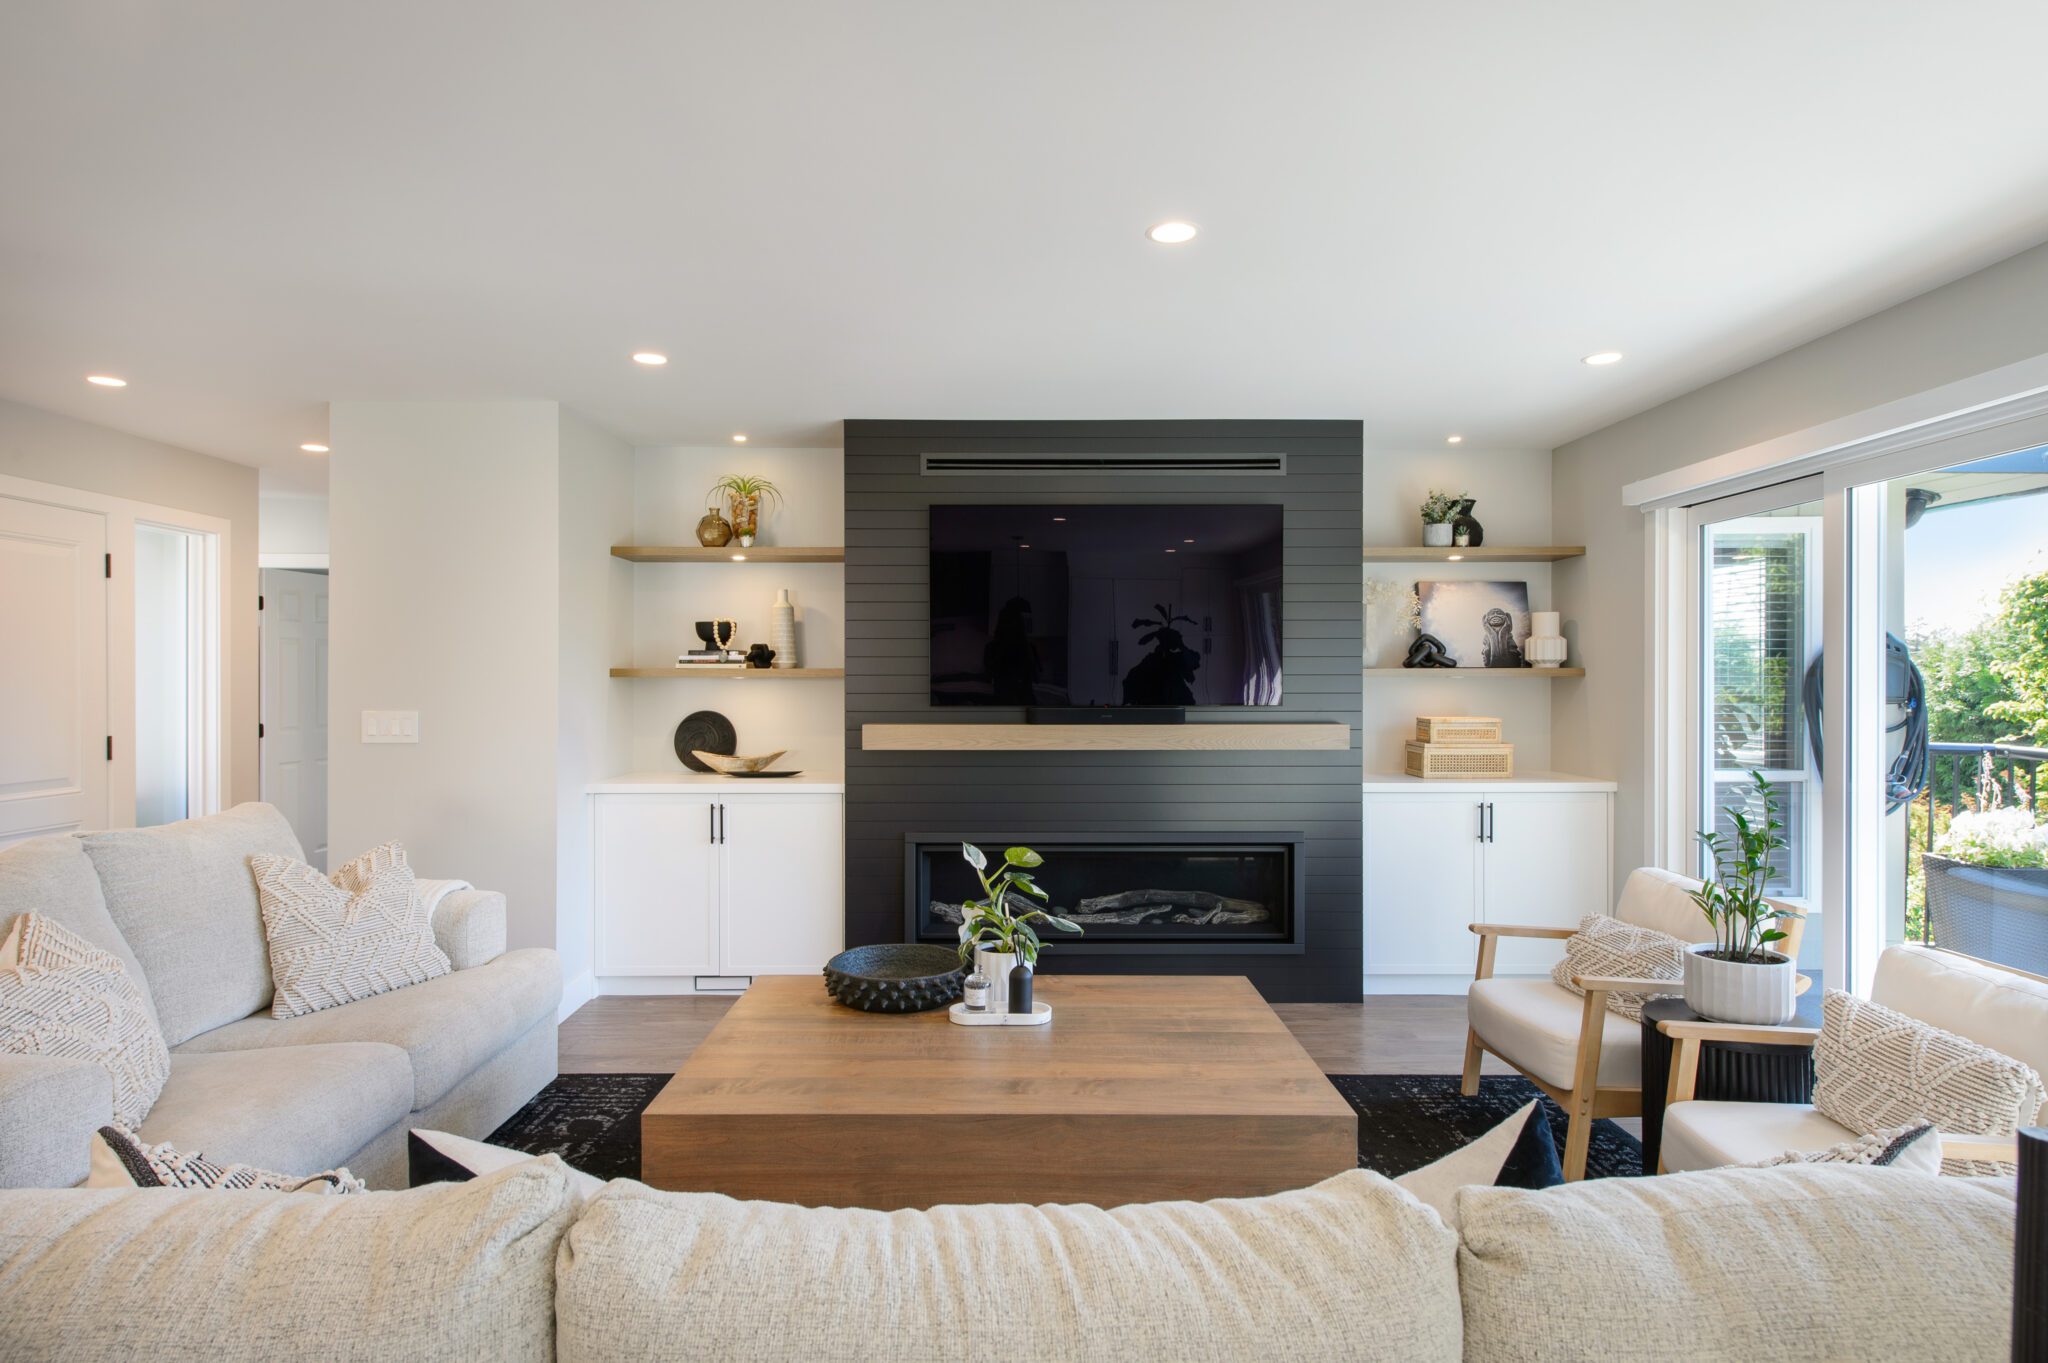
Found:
<box><xmin>1403</xmin><ymin>633</ymin><xmax>1458</xmax><ymax>668</ymax></box>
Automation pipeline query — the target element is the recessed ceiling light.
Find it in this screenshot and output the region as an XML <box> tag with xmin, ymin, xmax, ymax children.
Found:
<box><xmin>731</xmin><ymin>433</ymin><xmax>748</xmax><ymax>443</ymax></box>
<box><xmin>86</xmin><ymin>374</ymin><xmax>126</xmax><ymax>387</ymax></box>
<box><xmin>1164</xmin><ymin>548</ymin><xmax>1178</xmax><ymax>554</ymax></box>
<box><xmin>1147</xmin><ymin>221</ymin><xmax>1198</xmax><ymax>245</ymax></box>
<box><xmin>731</xmin><ymin>553</ymin><xmax>746</xmax><ymax>561</ymax></box>
<box><xmin>1582</xmin><ymin>351</ymin><xmax>1624</xmax><ymax>366</ymax></box>
<box><xmin>1446</xmin><ymin>435</ymin><xmax>1463</xmax><ymax>445</ymax></box>
<box><xmin>1052</xmin><ymin>516</ymin><xmax>1067</xmax><ymax>522</ymax></box>
<box><xmin>632</xmin><ymin>352</ymin><xmax>668</xmax><ymax>366</ymax></box>
<box><xmin>1183</xmin><ymin>538</ymin><xmax>1195</xmax><ymax>543</ymax></box>
<box><xmin>1019</xmin><ymin>543</ymin><xmax>1031</xmax><ymax>549</ymax></box>
<box><xmin>300</xmin><ymin>443</ymin><xmax>329</xmax><ymax>453</ymax></box>
<box><xmin>1447</xmin><ymin>554</ymin><xmax>1464</xmax><ymax>562</ymax></box>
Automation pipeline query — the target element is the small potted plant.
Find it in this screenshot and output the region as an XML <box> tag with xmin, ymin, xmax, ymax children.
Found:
<box><xmin>1420</xmin><ymin>489</ymin><xmax>1463</xmax><ymax>547</ymax></box>
<box><xmin>707</xmin><ymin>473</ymin><xmax>782</xmax><ymax>548</ymax></box>
<box><xmin>954</xmin><ymin>842</ymin><xmax>1081</xmax><ymax>1014</ymax></box>
<box><xmin>1685</xmin><ymin>771</ymin><xmax>1804</xmax><ymax>1024</ymax></box>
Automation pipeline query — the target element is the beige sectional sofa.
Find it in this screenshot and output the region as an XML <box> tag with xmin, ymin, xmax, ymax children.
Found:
<box><xmin>0</xmin><ymin>803</ymin><xmax>560</xmax><ymax>1189</ymax></box>
<box><xmin>0</xmin><ymin>1159</ymin><xmax>2018</xmax><ymax>1362</ymax></box>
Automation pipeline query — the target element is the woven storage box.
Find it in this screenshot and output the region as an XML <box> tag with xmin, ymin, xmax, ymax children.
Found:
<box><xmin>1405</xmin><ymin>740</ymin><xmax>1514</xmax><ymax>780</ymax></box>
<box><xmin>1415</xmin><ymin>715</ymin><xmax>1503</xmax><ymax>745</ymax></box>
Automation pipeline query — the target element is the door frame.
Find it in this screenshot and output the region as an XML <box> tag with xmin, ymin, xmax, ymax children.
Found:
<box><xmin>0</xmin><ymin>472</ymin><xmax>231</xmax><ymax>829</ymax></box>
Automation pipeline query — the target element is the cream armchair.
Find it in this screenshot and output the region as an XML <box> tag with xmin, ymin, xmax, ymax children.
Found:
<box><xmin>1658</xmin><ymin>945</ymin><xmax>2048</xmax><ymax>1172</ymax></box>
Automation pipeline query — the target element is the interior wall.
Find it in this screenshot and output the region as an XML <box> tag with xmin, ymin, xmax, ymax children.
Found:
<box><xmin>0</xmin><ymin>396</ymin><xmax>261</xmax><ymax>806</ymax></box>
<box><xmin>1552</xmin><ymin>237</ymin><xmax>2048</xmax><ymax>888</ymax></box>
<box><xmin>258</xmin><ymin>491</ymin><xmax>329</xmax><ymax>559</ymax></box>
<box><xmin>556</xmin><ymin>409</ymin><xmax>634</xmax><ymax>1004</ymax></box>
<box><xmin>327</xmin><ymin>401</ymin><xmax>563</xmax><ymax>951</ymax></box>
<box><xmin>1361</xmin><ymin>446</ymin><xmax>1555</xmax><ymax>772</ymax></box>
<box><xmin>626</xmin><ymin>445</ymin><xmax>846</xmax><ymax>777</ymax></box>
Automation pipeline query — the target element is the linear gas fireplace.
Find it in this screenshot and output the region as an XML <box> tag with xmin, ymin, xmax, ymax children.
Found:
<box><xmin>905</xmin><ymin>834</ymin><xmax>1306</xmax><ymax>955</ymax></box>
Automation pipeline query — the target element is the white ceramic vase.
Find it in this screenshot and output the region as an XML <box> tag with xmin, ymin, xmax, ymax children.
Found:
<box><xmin>1422</xmin><ymin>522</ymin><xmax>1454</xmax><ymax>547</ymax></box>
<box><xmin>1682</xmin><ymin>945</ymin><xmax>1796</xmax><ymax>1025</ymax></box>
<box><xmin>1525</xmin><ymin>610</ymin><xmax>1567</xmax><ymax>668</ymax></box>
<box><xmin>973</xmin><ymin>947</ymin><xmax>1018</xmax><ymax>1014</ymax></box>
<box><xmin>771</xmin><ymin>588</ymin><xmax>798</xmax><ymax>669</ymax></box>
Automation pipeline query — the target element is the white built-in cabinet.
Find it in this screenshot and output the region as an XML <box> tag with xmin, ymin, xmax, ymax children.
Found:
<box><xmin>1362</xmin><ymin>777</ymin><xmax>1615</xmax><ymax>994</ymax></box>
<box><xmin>593</xmin><ymin>787</ymin><xmax>844</xmax><ymax>986</ymax></box>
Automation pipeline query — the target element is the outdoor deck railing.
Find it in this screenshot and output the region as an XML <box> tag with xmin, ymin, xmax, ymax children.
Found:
<box><xmin>1915</xmin><ymin>742</ymin><xmax>2048</xmax><ymax>970</ymax></box>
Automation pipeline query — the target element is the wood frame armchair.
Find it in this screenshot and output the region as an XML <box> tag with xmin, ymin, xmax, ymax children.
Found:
<box><xmin>1656</xmin><ymin>1015</ymin><xmax>2020</xmax><ymax>1171</ymax></box>
<box><xmin>1462</xmin><ymin>921</ymin><xmax>1682</xmax><ymax>1180</ymax></box>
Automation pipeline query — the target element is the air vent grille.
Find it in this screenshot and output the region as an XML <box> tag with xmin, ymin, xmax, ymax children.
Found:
<box><xmin>920</xmin><ymin>452</ymin><xmax>1285</xmax><ymax>477</ymax></box>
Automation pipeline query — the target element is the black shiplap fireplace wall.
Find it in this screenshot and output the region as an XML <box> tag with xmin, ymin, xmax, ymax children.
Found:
<box><xmin>843</xmin><ymin>419</ymin><xmax>1363</xmax><ymax>1003</ymax></box>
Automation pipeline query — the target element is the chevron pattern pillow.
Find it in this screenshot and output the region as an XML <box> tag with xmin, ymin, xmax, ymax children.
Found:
<box><xmin>1813</xmin><ymin>988</ymin><xmax>2045</xmax><ymax>1176</ymax></box>
<box><xmin>0</xmin><ymin>912</ymin><xmax>169</xmax><ymax>1126</ymax></box>
<box><xmin>1550</xmin><ymin>914</ymin><xmax>1688</xmax><ymax>1020</ymax></box>
<box><xmin>251</xmin><ymin>843</ymin><xmax>452</xmax><ymax>1019</ymax></box>
<box><xmin>88</xmin><ymin>1125</ymin><xmax>365</xmax><ymax>1194</ymax></box>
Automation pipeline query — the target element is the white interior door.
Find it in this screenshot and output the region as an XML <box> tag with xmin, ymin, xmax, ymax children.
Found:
<box><xmin>260</xmin><ymin>569</ymin><xmax>329</xmax><ymax>867</ymax></box>
<box><xmin>718</xmin><ymin>795</ymin><xmax>844</xmax><ymax>975</ymax></box>
<box><xmin>595</xmin><ymin>795</ymin><xmax>721</xmax><ymax>976</ymax></box>
<box><xmin>1363</xmin><ymin>796</ymin><xmax>1482</xmax><ymax>977</ymax></box>
<box><xmin>0</xmin><ymin>496</ymin><xmax>108</xmax><ymax>843</ymax></box>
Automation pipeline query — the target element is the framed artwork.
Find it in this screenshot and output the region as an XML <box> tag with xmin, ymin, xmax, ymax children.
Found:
<box><xmin>1415</xmin><ymin>580</ymin><xmax>1531</xmax><ymax>667</ymax></box>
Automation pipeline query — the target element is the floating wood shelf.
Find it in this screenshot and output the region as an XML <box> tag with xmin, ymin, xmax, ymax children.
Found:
<box><xmin>610</xmin><ymin>667</ymin><xmax>847</xmax><ymax>679</ymax></box>
<box><xmin>610</xmin><ymin>546</ymin><xmax>845</xmax><ymax>563</ymax></box>
<box><xmin>1360</xmin><ymin>546</ymin><xmax>1585</xmax><ymax>563</ymax></box>
<box><xmin>861</xmin><ymin>723</ymin><xmax>1350</xmax><ymax>752</ymax></box>
<box><xmin>1362</xmin><ymin>667</ymin><xmax>1585</xmax><ymax>678</ymax></box>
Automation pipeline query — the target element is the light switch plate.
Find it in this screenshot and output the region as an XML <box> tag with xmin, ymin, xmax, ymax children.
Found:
<box><xmin>361</xmin><ymin>710</ymin><xmax>419</xmax><ymax>744</ymax></box>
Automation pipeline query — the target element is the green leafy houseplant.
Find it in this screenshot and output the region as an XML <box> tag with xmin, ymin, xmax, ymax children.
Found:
<box><xmin>1690</xmin><ymin>770</ymin><xmax>1804</xmax><ymax>961</ymax></box>
<box><xmin>954</xmin><ymin>843</ymin><xmax>1081</xmax><ymax>966</ymax></box>
<box><xmin>707</xmin><ymin>473</ymin><xmax>783</xmax><ymax>539</ymax></box>
<box><xmin>1419</xmin><ymin>489</ymin><xmax>1464</xmax><ymax>525</ymax></box>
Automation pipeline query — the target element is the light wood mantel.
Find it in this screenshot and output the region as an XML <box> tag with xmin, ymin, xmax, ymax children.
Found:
<box><xmin>860</xmin><ymin>722</ymin><xmax>1352</xmax><ymax>752</ymax></box>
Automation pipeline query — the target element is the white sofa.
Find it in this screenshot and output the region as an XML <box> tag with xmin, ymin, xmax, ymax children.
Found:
<box><xmin>0</xmin><ymin>1159</ymin><xmax>2019</xmax><ymax>1362</ymax></box>
<box><xmin>0</xmin><ymin>803</ymin><xmax>561</xmax><ymax>1189</ymax></box>
<box><xmin>1662</xmin><ymin>944</ymin><xmax>2048</xmax><ymax>1171</ymax></box>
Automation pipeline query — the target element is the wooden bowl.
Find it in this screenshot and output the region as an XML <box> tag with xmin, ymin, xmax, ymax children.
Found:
<box><xmin>691</xmin><ymin>749</ymin><xmax>788</xmax><ymax>774</ymax></box>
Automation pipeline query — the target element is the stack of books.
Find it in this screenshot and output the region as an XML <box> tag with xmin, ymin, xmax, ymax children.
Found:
<box><xmin>676</xmin><ymin>649</ymin><xmax>746</xmax><ymax>670</ymax></box>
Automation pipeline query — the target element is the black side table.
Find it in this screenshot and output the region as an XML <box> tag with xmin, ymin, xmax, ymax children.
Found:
<box><xmin>1638</xmin><ymin>994</ymin><xmax>1819</xmax><ymax>1175</ymax></box>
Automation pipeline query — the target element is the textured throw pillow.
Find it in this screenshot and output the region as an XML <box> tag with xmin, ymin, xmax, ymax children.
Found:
<box><xmin>0</xmin><ymin>913</ymin><xmax>169</xmax><ymax>1126</ymax></box>
<box><xmin>1813</xmin><ymin>988</ymin><xmax>2045</xmax><ymax>1176</ymax></box>
<box><xmin>1748</xmin><ymin>1120</ymin><xmax>1943</xmax><ymax>1176</ymax></box>
<box><xmin>87</xmin><ymin>1125</ymin><xmax>365</xmax><ymax>1194</ymax></box>
<box><xmin>1393</xmin><ymin>1099</ymin><xmax>1563</xmax><ymax>1228</ymax></box>
<box><xmin>1550</xmin><ymin>914</ymin><xmax>1687</xmax><ymax>1020</ymax></box>
<box><xmin>250</xmin><ymin>842</ymin><xmax>452</xmax><ymax>1018</ymax></box>
<box><xmin>409</xmin><ymin>1129</ymin><xmax>605</xmax><ymax>1205</ymax></box>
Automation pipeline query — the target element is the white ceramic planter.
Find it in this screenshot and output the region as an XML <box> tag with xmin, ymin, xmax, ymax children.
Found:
<box><xmin>1683</xmin><ymin>945</ymin><xmax>1796</xmax><ymax>1025</ymax></box>
<box><xmin>1422</xmin><ymin>523</ymin><xmax>1454</xmax><ymax>547</ymax></box>
<box><xmin>973</xmin><ymin>947</ymin><xmax>1018</xmax><ymax>1014</ymax></box>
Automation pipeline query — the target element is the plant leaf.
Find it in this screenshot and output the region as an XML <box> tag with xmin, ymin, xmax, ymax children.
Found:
<box><xmin>961</xmin><ymin>842</ymin><xmax>987</xmax><ymax>871</ymax></box>
<box><xmin>1004</xmin><ymin>847</ymin><xmax>1043</xmax><ymax>868</ymax></box>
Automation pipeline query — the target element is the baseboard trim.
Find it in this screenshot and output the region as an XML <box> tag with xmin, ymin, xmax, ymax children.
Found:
<box><xmin>558</xmin><ymin>970</ymin><xmax>598</xmax><ymax>1022</ymax></box>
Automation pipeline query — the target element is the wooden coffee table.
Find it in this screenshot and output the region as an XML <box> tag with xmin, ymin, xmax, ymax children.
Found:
<box><xmin>640</xmin><ymin>974</ymin><xmax>1356</xmax><ymax>1209</ymax></box>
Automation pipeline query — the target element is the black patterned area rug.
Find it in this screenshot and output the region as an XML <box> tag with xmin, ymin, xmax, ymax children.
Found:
<box><xmin>491</xmin><ymin>1071</ymin><xmax>1643</xmax><ymax>1184</ymax></box>
<box><xmin>487</xmin><ymin>1073</ymin><xmax>669</xmax><ymax>1181</ymax></box>
<box><xmin>1329</xmin><ymin>1074</ymin><xmax>1644</xmax><ymax>1180</ymax></box>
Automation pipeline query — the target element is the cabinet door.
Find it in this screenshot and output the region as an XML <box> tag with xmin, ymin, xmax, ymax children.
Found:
<box><xmin>1363</xmin><ymin>796</ymin><xmax>1484</xmax><ymax>978</ymax></box>
<box><xmin>1482</xmin><ymin>794</ymin><xmax>1612</xmax><ymax>975</ymax></box>
<box><xmin>718</xmin><ymin>794</ymin><xmax>844</xmax><ymax>975</ymax></box>
<box><xmin>594</xmin><ymin>794</ymin><xmax>721</xmax><ymax>976</ymax></box>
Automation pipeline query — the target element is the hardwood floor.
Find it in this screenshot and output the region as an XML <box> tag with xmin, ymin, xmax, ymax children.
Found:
<box><xmin>560</xmin><ymin>991</ymin><xmax>1516</xmax><ymax>1078</ymax></box>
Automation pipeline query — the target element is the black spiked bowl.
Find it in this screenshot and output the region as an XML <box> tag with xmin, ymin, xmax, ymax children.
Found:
<box><xmin>822</xmin><ymin>944</ymin><xmax>966</xmax><ymax>1014</ymax></box>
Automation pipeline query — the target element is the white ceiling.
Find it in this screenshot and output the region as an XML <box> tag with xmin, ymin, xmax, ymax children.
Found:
<box><xmin>7</xmin><ymin>2</ymin><xmax>2048</xmax><ymax>495</ymax></box>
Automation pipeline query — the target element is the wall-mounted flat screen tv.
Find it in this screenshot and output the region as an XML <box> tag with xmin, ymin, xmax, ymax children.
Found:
<box><xmin>929</xmin><ymin>504</ymin><xmax>1283</xmax><ymax>707</ymax></box>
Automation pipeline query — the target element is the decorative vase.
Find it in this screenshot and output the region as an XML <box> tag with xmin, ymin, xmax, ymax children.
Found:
<box><xmin>1525</xmin><ymin>610</ymin><xmax>1567</xmax><ymax>668</ymax></box>
<box><xmin>1683</xmin><ymin>945</ymin><xmax>1796</xmax><ymax>1025</ymax></box>
<box><xmin>729</xmin><ymin>493</ymin><xmax>760</xmax><ymax>541</ymax></box>
<box><xmin>973</xmin><ymin>947</ymin><xmax>1017</xmax><ymax>1014</ymax></box>
<box><xmin>1008</xmin><ymin>959</ymin><xmax>1034</xmax><ymax>1014</ymax></box>
<box><xmin>1449</xmin><ymin>498</ymin><xmax>1484</xmax><ymax>547</ymax></box>
<box><xmin>1422</xmin><ymin>522</ymin><xmax>1453</xmax><ymax>547</ymax></box>
<box><xmin>696</xmin><ymin>510</ymin><xmax>734</xmax><ymax>547</ymax></box>
<box><xmin>770</xmin><ymin>588</ymin><xmax>799</xmax><ymax>668</ymax></box>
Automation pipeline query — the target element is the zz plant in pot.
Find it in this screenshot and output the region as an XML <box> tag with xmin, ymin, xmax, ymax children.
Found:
<box><xmin>1419</xmin><ymin>489</ymin><xmax>1464</xmax><ymax>548</ymax></box>
<box><xmin>955</xmin><ymin>843</ymin><xmax>1082</xmax><ymax>1014</ymax></box>
<box><xmin>1685</xmin><ymin>771</ymin><xmax>1805</xmax><ymax>1024</ymax></box>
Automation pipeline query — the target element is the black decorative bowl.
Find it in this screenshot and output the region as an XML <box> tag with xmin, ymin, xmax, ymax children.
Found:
<box><xmin>823</xmin><ymin>944</ymin><xmax>966</xmax><ymax>1014</ymax></box>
